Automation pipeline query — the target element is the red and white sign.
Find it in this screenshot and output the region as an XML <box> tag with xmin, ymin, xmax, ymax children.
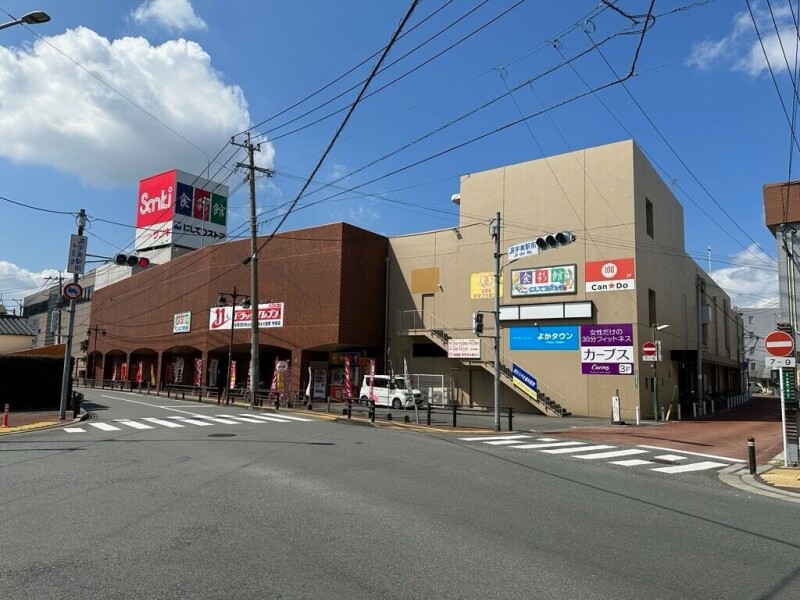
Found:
<box><xmin>642</xmin><ymin>341</ymin><xmax>657</xmax><ymax>356</ymax></box>
<box><xmin>765</xmin><ymin>330</ymin><xmax>795</xmax><ymax>357</ymax></box>
<box><xmin>208</xmin><ymin>303</ymin><xmax>284</xmax><ymax>330</ymax></box>
<box><xmin>585</xmin><ymin>258</ymin><xmax>635</xmax><ymax>293</ymax></box>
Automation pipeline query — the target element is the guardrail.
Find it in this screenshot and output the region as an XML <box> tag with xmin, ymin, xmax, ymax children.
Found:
<box><xmin>326</xmin><ymin>399</ymin><xmax>514</xmax><ymax>430</ymax></box>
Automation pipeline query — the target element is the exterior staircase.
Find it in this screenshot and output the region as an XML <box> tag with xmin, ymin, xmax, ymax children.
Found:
<box><xmin>400</xmin><ymin>311</ymin><xmax>570</xmax><ymax>417</ymax></box>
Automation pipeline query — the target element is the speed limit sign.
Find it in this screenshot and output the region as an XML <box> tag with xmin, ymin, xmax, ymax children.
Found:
<box><xmin>63</xmin><ymin>282</ymin><xmax>83</xmax><ymax>300</ymax></box>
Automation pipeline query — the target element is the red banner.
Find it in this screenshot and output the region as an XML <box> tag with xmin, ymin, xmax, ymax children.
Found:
<box><xmin>344</xmin><ymin>356</ymin><xmax>353</xmax><ymax>400</ymax></box>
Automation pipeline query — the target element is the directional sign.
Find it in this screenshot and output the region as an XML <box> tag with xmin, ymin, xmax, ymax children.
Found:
<box><xmin>62</xmin><ymin>282</ymin><xmax>83</xmax><ymax>300</ymax></box>
<box><xmin>766</xmin><ymin>356</ymin><xmax>796</xmax><ymax>368</ymax></box>
<box><xmin>764</xmin><ymin>330</ymin><xmax>794</xmax><ymax>357</ymax></box>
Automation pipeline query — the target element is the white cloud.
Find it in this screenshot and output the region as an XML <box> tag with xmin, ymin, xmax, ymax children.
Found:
<box><xmin>131</xmin><ymin>0</ymin><xmax>207</xmax><ymax>32</ymax></box>
<box><xmin>0</xmin><ymin>260</ymin><xmax>60</xmax><ymax>304</ymax></box>
<box><xmin>329</xmin><ymin>163</ymin><xmax>349</xmax><ymax>182</ymax></box>
<box><xmin>710</xmin><ymin>245</ymin><xmax>778</xmax><ymax>309</ymax></box>
<box><xmin>0</xmin><ymin>27</ymin><xmax>274</xmax><ymax>186</ymax></box>
<box><xmin>687</xmin><ymin>2</ymin><xmax>798</xmax><ymax>77</ymax></box>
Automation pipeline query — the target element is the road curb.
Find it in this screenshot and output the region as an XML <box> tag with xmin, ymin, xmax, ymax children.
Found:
<box><xmin>718</xmin><ymin>464</ymin><xmax>800</xmax><ymax>503</ymax></box>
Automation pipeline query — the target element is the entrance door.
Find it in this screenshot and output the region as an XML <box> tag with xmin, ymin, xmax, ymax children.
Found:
<box><xmin>421</xmin><ymin>293</ymin><xmax>435</xmax><ymax>329</ymax></box>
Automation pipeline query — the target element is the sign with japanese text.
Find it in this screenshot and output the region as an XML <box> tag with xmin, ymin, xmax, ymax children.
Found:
<box><xmin>509</xmin><ymin>326</ymin><xmax>579</xmax><ymax>350</ymax></box>
<box><xmin>66</xmin><ymin>234</ymin><xmax>88</xmax><ymax>274</ymax></box>
<box><xmin>507</xmin><ymin>240</ymin><xmax>540</xmax><ymax>262</ymax></box>
<box><xmin>580</xmin><ymin>323</ymin><xmax>634</xmax><ymax>375</ymax></box>
<box><xmin>448</xmin><ymin>338</ymin><xmax>481</xmax><ymax>359</ymax></box>
<box><xmin>511</xmin><ymin>363</ymin><xmax>538</xmax><ymax>399</ymax></box>
<box><xmin>135</xmin><ymin>169</ymin><xmax>228</xmax><ymax>252</ymax></box>
<box><xmin>208</xmin><ymin>302</ymin><xmax>284</xmax><ymax>330</ymax></box>
<box><xmin>173</xmin><ymin>311</ymin><xmax>191</xmax><ymax>333</ymax></box>
<box><xmin>510</xmin><ymin>264</ymin><xmax>576</xmax><ymax>297</ymax></box>
<box><xmin>585</xmin><ymin>258</ymin><xmax>635</xmax><ymax>293</ymax></box>
<box><xmin>470</xmin><ymin>272</ymin><xmax>502</xmax><ymax>299</ymax></box>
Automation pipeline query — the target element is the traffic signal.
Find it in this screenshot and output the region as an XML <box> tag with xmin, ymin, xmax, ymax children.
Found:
<box><xmin>473</xmin><ymin>311</ymin><xmax>484</xmax><ymax>335</ymax></box>
<box><xmin>114</xmin><ymin>254</ymin><xmax>150</xmax><ymax>268</ymax></box>
<box><xmin>535</xmin><ymin>231</ymin><xmax>576</xmax><ymax>251</ymax></box>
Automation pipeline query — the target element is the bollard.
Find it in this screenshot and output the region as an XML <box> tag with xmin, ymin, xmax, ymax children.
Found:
<box><xmin>347</xmin><ymin>403</ymin><xmax>352</xmax><ymax>419</ymax></box>
<box><xmin>508</xmin><ymin>407</ymin><xmax>514</xmax><ymax>432</ymax></box>
<box><xmin>427</xmin><ymin>403</ymin><xmax>432</xmax><ymax>426</ymax></box>
<box><xmin>368</xmin><ymin>403</ymin><xmax>375</xmax><ymax>422</ymax></box>
<box><xmin>404</xmin><ymin>415</ymin><xmax>410</xmax><ymax>423</ymax></box>
<box><xmin>452</xmin><ymin>403</ymin><xmax>457</xmax><ymax>428</ymax></box>
<box><xmin>660</xmin><ymin>407</ymin><xmax>665</xmax><ymax>422</ymax></box>
<box><xmin>2</xmin><ymin>403</ymin><xmax>9</xmax><ymax>427</ymax></box>
<box><xmin>677</xmin><ymin>404</ymin><xmax>682</xmax><ymax>421</ymax></box>
<box><xmin>386</xmin><ymin>413</ymin><xmax>392</xmax><ymax>421</ymax></box>
<box><xmin>748</xmin><ymin>437</ymin><xmax>756</xmax><ymax>474</ymax></box>
<box><xmin>635</xmin><ymin>405</ymin><xmax>640</xmax><ymax>426</ymax></box>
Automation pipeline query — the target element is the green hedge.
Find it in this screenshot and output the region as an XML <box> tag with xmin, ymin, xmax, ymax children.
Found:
<box><xmin>0</xmin><ymin>356</ymin><xmax>66</xmax><ymax>411</ymax></box>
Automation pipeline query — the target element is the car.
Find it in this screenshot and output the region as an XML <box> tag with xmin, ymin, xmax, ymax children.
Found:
<box><xmin>359</xmin><ymin>375</ymin><xmax>424</xmax><ymax>409</ymax></box>
<box><xmin>748</xmin><ymin>382</ymin><xmax>765</xmax><ymax>394</ymax></box>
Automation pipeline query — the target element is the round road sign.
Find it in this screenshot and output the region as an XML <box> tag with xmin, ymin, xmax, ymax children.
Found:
<box><xmin>642</xmin><ymin>341</ymin><xmax>657</xmax><ymax>356</ymax></box>
<box><xmin>63</xmin><ymin>282</ymin><xmax>83</xmax><ymax>300</ymax></box>
<box><xmin>764</xmin><ymin>330</ymin><xmax>794</xmax><ymax>357</ymax></box>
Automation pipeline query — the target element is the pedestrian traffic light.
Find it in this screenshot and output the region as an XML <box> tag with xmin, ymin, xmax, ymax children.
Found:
<box><xmin>534</xmin><ymin>231</ymin><xmax>576</xmax><ymax>251</ymax></box>
<box><xmin>473</xmin><ymin>311</ymin><xmax>484</xmax><ymax>335</ymax></box>
<box><xmin>114</xmin><ymin>254</ymin><xmax>150</xmax><ymax>268</ymax></box>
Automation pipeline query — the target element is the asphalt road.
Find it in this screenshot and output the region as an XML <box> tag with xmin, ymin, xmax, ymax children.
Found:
<box><xmin>1</xmin><ymin>388</ymin><xmax>798</xmax><ymax>599</ymax></box>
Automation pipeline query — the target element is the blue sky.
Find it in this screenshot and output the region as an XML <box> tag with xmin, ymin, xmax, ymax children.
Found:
<box><xmin>0</xmin><ymin>0</ymin><xmax>791</xmax><ymax>311</ymax></box>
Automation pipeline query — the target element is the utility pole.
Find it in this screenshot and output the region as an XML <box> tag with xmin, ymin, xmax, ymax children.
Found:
<box><xmin>232</xmin><ymin>133</ymin><xmax>274</xmax><ymax>408</ymax></box>
<box><xmin>59</xmin><ymin>209</ymin><xmax>87</xmax><ymax>420</ymax></box>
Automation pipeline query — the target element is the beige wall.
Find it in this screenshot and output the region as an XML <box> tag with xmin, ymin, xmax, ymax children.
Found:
<box><xmin>388</xmin><ymin>140</ymin><xmax>742</xmax><ymax>418</ymax></box>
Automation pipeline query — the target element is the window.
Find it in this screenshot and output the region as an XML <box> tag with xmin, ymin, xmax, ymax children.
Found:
<box><xmin>645</xmin><ymin>197</ymin><xmax>654</xmax><ymax>237</ymax></box>
<box><xmin>750</xmin><ymin>361</ymin><xmax>756</xmax><ymax>372</ymax></box>
<box><xmin>748</xmin><ymin>315</ymin><xmax>754</xmax><ymax>324</ymax></box>
<box><xmin>749</xmin><ymin>347</ymin><xmax>755</xmax><ymax>356</ymax></box>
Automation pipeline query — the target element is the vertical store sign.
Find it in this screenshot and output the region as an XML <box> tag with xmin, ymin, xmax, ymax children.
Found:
<box><xmin>580</xmin><ymin>323</ymin><xmax>634</xmax><ymax>375</ymax></box>
<box><xmin>66</xmin><ymin>234</ymin><xmax>88</xmax><ymax>274</ymax></box>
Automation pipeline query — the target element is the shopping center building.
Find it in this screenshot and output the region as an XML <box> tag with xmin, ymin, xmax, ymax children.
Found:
<box><xmin>84</xmin><ymin>139</ymin><xmax>744</xmax><ymax>418</ymax></box>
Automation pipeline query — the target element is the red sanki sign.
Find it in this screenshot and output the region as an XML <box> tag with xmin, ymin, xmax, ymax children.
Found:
<box><xmin>641</xmin><ymin>341</ymin><xmax>657</xmax><ymax>356</ymax></box>
<box><xmin>764</xmin><ymin>330</ymin><xmax>795</xmax><ymax>357</ymax></box>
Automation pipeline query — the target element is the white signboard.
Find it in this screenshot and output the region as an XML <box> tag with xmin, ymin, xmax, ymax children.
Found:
<box><xmin>507</xmin><ymin>240</ymin><xmax>540</xmax><ymax>262</ymax></box>
<box><xmin>765</xmin><ymin>356</ymin><xmax>796</xmax><ymax>368</ymax></box>
<box><xmin>66</xmin><ymin>234</ymin><xmax>88</xmax><ymax>274</ymax></box>
<box><xmin>208</xmin><ymin>303</ymin><xmax>284</xmax><ymax>330</ymax></box>
<box><xmin>448</xmin><ymin>338</ymin><xmax>481</xmax><ymax>359</ymax></box>
<box><xmin>173</xmin><ymin>311</ymin><xmax>191</xmax><ymax>333</ymax></box>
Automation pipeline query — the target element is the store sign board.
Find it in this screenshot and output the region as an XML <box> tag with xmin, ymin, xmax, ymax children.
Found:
<box><xmin>585</xmin><ymin>258</ymin><xmax>635</xmax><ymax>293</ymax></box>
<box><xmin>580</xmin><ymin>323</ymin><xmax>634</xmax><ymax>375</ymax></box>
<box><xmin>208</xmin><ymin>303</ymin><xmax>284</xmax><ymax>330</ymax></box>
<box><xmin>510</xmin><ymin>264</ymin><xmax>576</xmax><ymax>297</ymax></box>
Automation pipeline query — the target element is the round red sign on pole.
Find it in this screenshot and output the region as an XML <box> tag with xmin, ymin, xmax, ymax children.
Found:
<box><xmin>642</xmin><ymin>341</ymin><xmax>657</xmax><ymax>356</ymax></box>
<box><xmin>764</xmin><ymin>330</ymin><xmax>795</xmax><ymax>357</ymax></box>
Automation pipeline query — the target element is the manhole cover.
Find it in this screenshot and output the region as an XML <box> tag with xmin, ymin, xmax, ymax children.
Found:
<box><xmin>208</xmin><ymin>433</ymin><xmax>236</xmax><ymax>438</ymax></box>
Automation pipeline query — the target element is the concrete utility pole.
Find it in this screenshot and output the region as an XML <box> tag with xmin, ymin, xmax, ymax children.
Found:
<box><xmin>232</xmin><ymin>133</ymin><xmax>274</xmax><ymax>408</ymax></box>
<box><xmin>59</xmin><ymin>209</ymin><xmax>87</xmax><ymax>419</ymax></box>
<box><xmin>492</xmin><ymin>212</ymin><xmax>501</xmax><ymax>432</ymax></box>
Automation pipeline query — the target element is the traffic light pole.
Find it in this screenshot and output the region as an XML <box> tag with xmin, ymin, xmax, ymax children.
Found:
<box><xmin>59</xmin><ymin>209</ymin><xmax>86</xmax><ymax>420</ymax></box>
<box><xmin>493</xmin><ymin>212</ymin><xmax>501</xmax><ymax>432</ymax></box>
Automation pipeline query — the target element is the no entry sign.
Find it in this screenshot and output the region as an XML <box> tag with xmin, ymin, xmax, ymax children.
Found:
<box><xmin>764</xmin><ymin>330</ymin><xmax>795</xmax><ymax>357</ymax></box>
<box><xmin>642</xmin><ymin>341</ymin><xmax>657</xmax><ymax>356</ymax></box>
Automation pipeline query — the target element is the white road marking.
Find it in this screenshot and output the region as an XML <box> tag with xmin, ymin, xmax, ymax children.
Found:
<box><xmin>64</xmin><ymin>427</ymin><xmax>85</xmax><ymax>433</ymax></box>
<box><xmin>458</xmin><ymin>435</ymin><xmax>530</xmax><ymax>442</ymax></box>
<box><xmin>653</xmin><ymin>454</ymin><xmax>686</xmax><ymax>463</ymax></box>
<box><xmin>577</xmin><ymin>448</ymin><xmax>649</xmax><ymax>460</ymax></box>
<box><xmin>195</xmin><ymin>416</ymin><xmax>241</xmax><ymax>424</ymax></box>
<box><xmin>113</xmin><ymin>419</ymin><xmax>154</xmax><ymax>430</ymax></box>
<box><xmin>610</xmin><ymin>459</ymin><xmax>654</xmax><ymax>466</ymax></box>
<box><xmin>88</xmin><ymin>422</ymin><xmax>121</xmax><ymax>431</ymax></box>
<box><xmin>226</xmin><ymin>415</ymin><xmax>269</xmax><ymax>424</ymax></box>
<box><xmin>168</xmin><ymin>416</ymin><xmax>212</xmax><ymax>426</ymax></box>
<box><xmin>540</xmin><ymin>444</ymin><xmax>615</xmax><ymax>454</ymax></box>
<box><xmin>264</xmin><ymin>414</ymin><xmax>313</xmax><ymax>422</ymax></box>
<box><xmin>142</xmin><ymin>417</ymin><xmax>183</xmax><ymax>428</ymax></box>
<box><xmin>510</xmin><ymin>441</ymin><xmax>586</xmax><ymax>450</ymax></box>
<box><xmin>636</xmin><ymin>444</ymin><xmax>743</xmax><ymax>463</ymax></box>
<box><xmin>246</xmin><ymin>415</ymin><xmax>293</xmax><ymax>423</ymax></box>
<box><xmin>651</xmin><ymin>461</ymin><xmax>729</xmax><ymax>474</ymax></box>
<box><xmin>486</xmin><ymin>439</ymin><xmax>532</xmax><ymax>445</ymax></box>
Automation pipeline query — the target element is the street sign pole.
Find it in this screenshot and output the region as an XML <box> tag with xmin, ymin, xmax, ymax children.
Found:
<box><xmin>59</xmin><ymin>209</ymin><xmax>87</xmax><ymax>420</ymax></box>
<box><xmin>780</xmin><ymin>366</ymin><xmax>788</xmax><ymax>468</ymax></box>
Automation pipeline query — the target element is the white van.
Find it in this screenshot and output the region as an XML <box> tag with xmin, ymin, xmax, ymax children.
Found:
<box><xmin>359</xmin><ymin>375</ymin><xmax>424</xmax><ymax>408</ymax></box>
<box><xmin>748</xmin><ymin>382</ymin><xmax>765</xmax><ymax>394</ymax></box>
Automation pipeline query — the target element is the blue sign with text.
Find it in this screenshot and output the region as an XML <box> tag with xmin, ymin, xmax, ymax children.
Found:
<box><xmin>510</xmin><ymin>326</ymin><xmax>579</xmax><ymax>350</ymax></box>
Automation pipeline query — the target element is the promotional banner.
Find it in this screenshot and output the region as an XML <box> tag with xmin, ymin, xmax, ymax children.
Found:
<box><xmin>313</xmin><ymin>369</ymin><xmax>327</xmax><ymax>400</ymax></box>
<box><xmin>121</xmin><ymin>362</ymin><xmax>128</xmax><ymax>381</ymax></box>
<box><xmin>368</xmin><ymin>359</ymin><xmax>376</xmax><ymax>404</ymax></box>
<box><xmin>150</xmin><ymin>364</ymin><xmax>156</xmax><ymax>386</ymax></box>
<box><xmin>208</xmin><ymin>303</ymin><xmax>284</xmax><ymax>330</ymax></box>
<box><xmin>229</xmin><ymin>361</ymin><xmax>237</xmax><ymax>389</ymax></box>
<box><xmin>209</xmin><ymin>358</ymin><xmax>219</xmax><ymax>388</ymax></box>
<box><xmin>193</xmin><ymin>358</ymin><xmax>202</xmax><ymax>386</ymax></box>
<box><xmin>135</xmin><ymin>360</ymin><xmax>144</xmax><ymax>384</ymax></box>
<box><xmin>511</xmin><ymin>364</ymin><xmax>538</xmax><ymax>399</ymax></box>
<box><xmin>447</xmin><ymin>338</ymin><xmax>481</xmax><ymax>358</ymax></box>
<box><xmin>580</xmin><ymin>323</ymin><xmax>634</xmax><ymax>375</ymax></box>
<box><xmin>344</xmin><ymin>356</ymin><xmax>353</xmax><ymax>399</ymax></box>
<box><xmin>470</xmin><ymin>272</ymin><xmax>502</xmax><ymax>299</ymax></box>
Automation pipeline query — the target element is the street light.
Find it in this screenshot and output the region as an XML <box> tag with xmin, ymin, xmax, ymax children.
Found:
<box><xmin>0</xmin><ymin>10</ymin><xmax>50</xmax><ymax>32</ymax></box>
<box><xmin>218</xmin><ymin>287</ymin><xmax>250</xmax><ymax>405</ymax></box>
<box><xmin>652</xmin><ymin>323</ymin><xmax>670</xmax><ymax>421</ymax></box>
<box><xmin>88</xmin><ymin>325</ymin><xmax>105</xmax><ymax>382</ymax></box>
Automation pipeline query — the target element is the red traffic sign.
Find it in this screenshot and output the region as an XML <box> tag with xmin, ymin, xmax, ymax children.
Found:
<box><xmin>62</xmin><ymin>282</ymin><xmax>83</xmax><ymax>300</ymax></box>
<box><xmin>764</xmin><ymin>330</ymin><xmax>795</xmax><ymax>357</ymax></box>
<box><xmin>642</xmin><ymin>341</ymin><xmax>657</xmax><ymax>356</ymax></box>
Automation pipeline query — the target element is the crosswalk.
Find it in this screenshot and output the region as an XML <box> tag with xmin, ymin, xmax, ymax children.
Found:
<box><xmin>63</xmin><ymin>413</ymin><xmax>312</xmax><ymax>434</ymax></box>
<box><xmin>458</xmin><ymin>434</ymin><xmax>742</xmax><ymax>475</ymax></box>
